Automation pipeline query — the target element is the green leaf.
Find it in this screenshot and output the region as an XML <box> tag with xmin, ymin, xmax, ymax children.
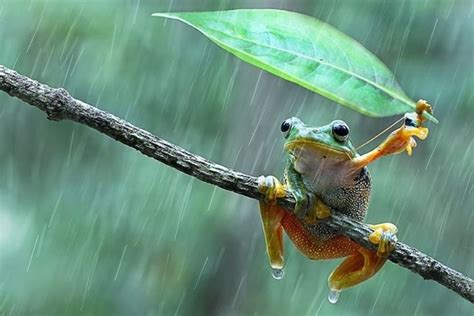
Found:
<box><xmin>153</xmin><ymin>9</ymin><xmax>437</xmax><ymax>123</ymax></box>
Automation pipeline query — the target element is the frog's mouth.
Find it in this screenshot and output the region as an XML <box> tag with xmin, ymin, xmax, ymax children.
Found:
<box><xmin>284</xmin><ymin>139</ymin><xmax>354</xmax><ymax>160</ymax></box>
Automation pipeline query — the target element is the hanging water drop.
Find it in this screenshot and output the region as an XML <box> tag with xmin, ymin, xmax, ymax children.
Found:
<box><xmin>328</xmin><ymin>289</ymin><xmax>341</xmax><ymax>304</ymax></box>
<box><xmin>271</xmin><ymin>267</ymin><xmax>285</xmax><ymax>280</ymax></box>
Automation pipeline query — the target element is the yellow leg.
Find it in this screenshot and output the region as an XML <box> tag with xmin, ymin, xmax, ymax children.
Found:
<box><xmin>352</xmin><ymin>106</ymin><xmax>429</xmax><ymax>169</ymax></box>
<box><xmin>327</xmin><ymin>223</ymin><xmax>398</xmax><ymax>303</ymax></box>
<box><xmin>352</xmin><ymin>125</ymin><xmax>428</xmax><ymax>169</ymax></box>
<box><xmin>259</xmin><ymin>201</ymin><xmax>285</xmax><ymax>279</ymax></box>
<box><xmin>328</xmin><ymin>247</ymin><xmax>386</xmax><ymax>303</ymax></box>
<box><xmin>258</xmin><ymin>176</ymin><xmax>287</xmax><ymax>279</ymax></box>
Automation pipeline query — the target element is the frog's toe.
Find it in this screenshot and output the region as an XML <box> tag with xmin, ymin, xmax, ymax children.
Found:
<box><xmin>368</xmin><ymin>223</ymin><xmax>398</xmax><ymax>258</ymax></box>
<box><xmin>258</xmin><ymin>175</ymin><xmax>286</xmax><ymax>203</ymax></box>
<box><xmin>379</xmin><ymin>231</ymin><xmax>398</xmax><ymax>257</ymax></box>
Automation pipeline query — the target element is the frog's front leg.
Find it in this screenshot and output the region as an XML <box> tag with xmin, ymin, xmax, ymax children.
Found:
<box><xmin>327</xmin><ymin>223</ymin><xmax>398</xmax><ymax>303</ymax></box>
<box><xmin>285</xmin><ymin>157</ymin><xmax>315</xmax><ymax>219</ymax></box>
<box><xmin>352</xmin><ymin>102</ymin><xmax>430</xmax><ymax>169</ymax></box>
<box><xmin>257</xmin><ymin>175</ymin><xmax>287</xmax><ymax>279</ymax></box>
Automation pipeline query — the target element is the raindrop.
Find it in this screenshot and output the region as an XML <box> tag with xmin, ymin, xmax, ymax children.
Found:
<box><xmin>328</xmin><ymin>289</ymin><xmax>341</xmax><ymax>304</ymax></box>
<box><xmin>271</xmin><ymin>267</ymin><xmax>285</xmax><ymax>280</ymax></box>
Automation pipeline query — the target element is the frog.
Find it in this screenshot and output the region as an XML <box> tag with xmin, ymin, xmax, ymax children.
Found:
<box><xmin>257</xmin><ymin>100</ymin><xmax>430</xmax><ymax>303</ymax></box>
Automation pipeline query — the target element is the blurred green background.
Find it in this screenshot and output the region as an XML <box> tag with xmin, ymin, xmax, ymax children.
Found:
<box><xmin>0</xmin><ymin>0</ymin><xmax>472</xmax><ymax>315</ymax></box>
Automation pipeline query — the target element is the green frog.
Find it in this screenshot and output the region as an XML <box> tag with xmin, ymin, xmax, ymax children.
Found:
<box><xmin>258</xmin><ymin>102</ymin><xmax>430</xmax><ymax>303</ymax></box>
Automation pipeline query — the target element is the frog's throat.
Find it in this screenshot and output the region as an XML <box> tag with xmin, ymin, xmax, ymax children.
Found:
<box><xmin>284</xmin><ymin>139</ymin><xmax>354</xmax><ymax>159</ymax></box>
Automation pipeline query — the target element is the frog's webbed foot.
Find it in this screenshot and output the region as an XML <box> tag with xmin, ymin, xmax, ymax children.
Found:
<box><xmin>368</xmin><ymin>223</ymin><xmax>398</xmax><ymax>258</ymax></box>
<box><xmin>257</xmin><ymin>176</ymin><xmax>287</xmax><ymax>279</ymax></box>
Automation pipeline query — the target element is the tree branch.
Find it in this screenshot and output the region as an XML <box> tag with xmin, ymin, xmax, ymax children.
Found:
<box><xmin>0</xmin><ymin>65</ymin><xmax>472</xmax><ymax>303</ymax></box>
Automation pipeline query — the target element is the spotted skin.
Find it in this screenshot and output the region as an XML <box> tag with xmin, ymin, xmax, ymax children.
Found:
<box><xmin>304</xmin><ymin>167</ymin><xmax>371</xmax><ymax>240</ymax></box>
<box><xmin>281</xmin><ymin>211</ymin><xmax>359</xmax><ymax>260</ymax></box>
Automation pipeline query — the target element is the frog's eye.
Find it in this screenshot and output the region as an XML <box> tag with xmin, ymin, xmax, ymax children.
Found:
<box><xmin>332</xmin><ymin>121</ymin><xmax>350</xmax><ymax>142</ymax></box>
<box><xmin>280</xmin><ymin>119</ymin><xmax>292</xmax><ymax>137</ymax></box>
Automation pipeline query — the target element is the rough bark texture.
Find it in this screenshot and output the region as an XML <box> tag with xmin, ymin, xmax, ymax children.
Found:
<box><xmin>1</xmin><ymin>65</ymin><xmax>472</xmax><ymax>303</ymax></box>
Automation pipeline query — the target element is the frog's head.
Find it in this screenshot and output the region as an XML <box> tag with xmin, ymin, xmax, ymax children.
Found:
<box><xmin>281</xmin><ymin>117</ymin><xmax>357</xmax><ymax>160</ymax></box>
<box><xmin>280</xmin><ymin>117</ymin><xmax>361</xmax><ymax>188</ymax></box>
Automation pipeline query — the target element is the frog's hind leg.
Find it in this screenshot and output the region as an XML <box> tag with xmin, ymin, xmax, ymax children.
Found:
<box><xmin>328</xmin><ymin>247</ymin><xmax>386</xmax><ymax>303</ymax></box>
<box><xmin>258</xmin><ymin>176</ymin><xmax>287</xmax><ymax>279</ymax></box>
<box><xmin>259</xmin><ymin>201</ymin><xmax>285</xmax><ymax>279</ymax></box>
<box><xmin>327</xmin><ymin>222</ymin><xmax>398</xmax><ymax>303</ymax></box>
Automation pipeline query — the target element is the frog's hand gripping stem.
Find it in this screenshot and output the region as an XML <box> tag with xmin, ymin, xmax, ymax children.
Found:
<box><xmin>257</xmin><ymin>176</ymin><xmax>286</xmax><ymax>279</ymax></box>
<box><xmin>352</xmin><ymin>100</ymin><xmax>431</xmax><ymax>169</ymax></box>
